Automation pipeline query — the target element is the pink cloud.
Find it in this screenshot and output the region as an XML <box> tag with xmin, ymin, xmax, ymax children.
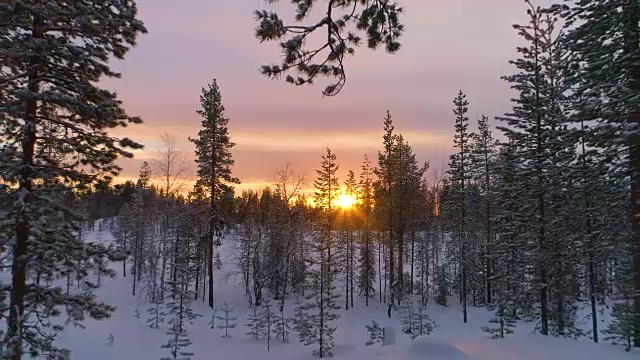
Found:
<box><xmin>106</xmin><ymin>0</ymin><xmax>539</xmax><ymax>187</ymax></box>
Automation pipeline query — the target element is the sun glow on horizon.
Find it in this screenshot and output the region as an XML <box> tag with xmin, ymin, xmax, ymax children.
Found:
<box><xmin>337</xmin><ymin>193</ymin><xmax>357</xmax><ymax>209</ymax></box>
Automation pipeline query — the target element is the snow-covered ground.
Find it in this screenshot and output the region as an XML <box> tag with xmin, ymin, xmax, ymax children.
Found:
<box><xmin>47</xmin><ymin>226</ymin><xmax>640</xmax><ymax>359</ymax></box>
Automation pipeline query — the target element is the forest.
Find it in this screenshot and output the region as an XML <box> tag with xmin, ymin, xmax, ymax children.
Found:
<box><xmin>1</xmin><ymin>0</ymin><xmax>640</xmax><ymax>360</ymax></box>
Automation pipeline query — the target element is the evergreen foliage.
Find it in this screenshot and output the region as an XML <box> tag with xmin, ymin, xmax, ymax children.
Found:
<box><xmin>217</xmin><ymin>301</ymin><xmax>237</xmax><ymax>337</ymax></box>
<box><xmin>254</xmin><ymin>0</ymin><xmax>404</xmax><ymax>96</ymax></box>
<box><xmin>245</xmin><ymin>304</ymin><xmax>266</xmax><ymax>340</ymax></box>
<box><xmin>189</xmin><ymin>79</ymin><xmax>239</xmax><ymax>309</ymax></box>
<box><xmin>365</xmin><ymin>321</ymin><xmax>385</xmax><ymax>346</ymax></box>
<box><xmin>0</xmin><ymin>0</ymin><xmax>146</xmax><ymax>357</ymax></box>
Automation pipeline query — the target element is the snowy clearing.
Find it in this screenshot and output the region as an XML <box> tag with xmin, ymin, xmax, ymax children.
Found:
<box><xmin>48</xmin><ymin>226</ymin><xmax>639</xmax><ymax>360</ymax></box>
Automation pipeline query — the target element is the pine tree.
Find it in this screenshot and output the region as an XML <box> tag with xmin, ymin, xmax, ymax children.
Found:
<box><xmin>394</xmin><ymin>136</ymin><xmax>428</xmax><ymax>298</ymax></box>
<box><xmin>434</xmin><ymin>265</ymin><xmax>449</xmax><ymax>307</ymax></box>
<box><xmin>365</xmin><ymin>321</ymin><xmax>385</xmax><ymax>346</ymax></box>
<box><xmin>0</xmin><ymin>2</ymin><xmax>146</xmax><ymax>357</ymax></box>
<box><xmin>482</xmin><ymin>303</ymin><xmax>516</xmax><ymax>339</ymax></box>
<box><xmin>314</xmin><ymin>147</ymin><xmax>340</xmax><ymax>277</ymax></box>
<box><xmin>189</xmin><ymin>79</ymin><xmax>240</xmax><ymax>309</ymax></box>
<box><xmin>245</xmin><ymin>304</ymin><xmax>266</xmax><ymax>340</ymax></box>
<box><xmin>160</xmin><ymin>222</ymin><xmax>200</xmax><ymax>360</ymax></box>
<box><xmin>293</xmin><ymin>295</ymin><xmax>311</xmax><ymax>337</ymax></box>
<box><xmin>399</xmin><ymin>296</ymin><xmax>416</xmax><ymax>335</ymax></box>
<box><xmin>254</xmin><ymin>0</ymin><xmax>404</xmax><ymax>96</ymax></box>
<box><xmin>399</xmin><ymin>295</ymin><xmax>435</xmax><ymax>340</ymax></box>
<box><xmin>160</xmin><ymin>328</ymin><xmax>194</xmax><ymax>360</ymax></box>
<box><xmin>495</xmin><ymin>1</ymin><xmax>578</xmax><ymax>336</ymax></box>
<box><xmin>556</xmin><ymin>0</ymin><xmax>640</xmax><ymax>346</ymax></box>
<box><xmin>273</xmin><ymin>303</ymin><xmax>292</xmax><ymax>343</ymax></box>
<box><xmin>296</xmin><ymin>227</ymin><xmax>341</xmax><ymax>358</ymax></box>
<box><xmin>263</xmin><ymin>300</ymin><xmax>275</xmax><ymax>350</ymax></box>
<box><xmin>447</xmin><ymin>90</ymin><xmax>472</xmax><ymax>323</ymax></box>
<box><xmin>603</xmin><ymin>301</ymin><xmax>635</xmax><ymax>351</ymax></box>
<box><xmin>358</xmin><ymin>155</ymin><xmax>376</xmax><ymax>306</ymax></box>
<box><xmin>375</xmin><ymin>111</ymin><xmax>398</xmax><ymax>310</ymax></box>
<box><xmin>412</xmin><ymin>300</ymin><xmax>436</xmax><ymax>340</ymax></box>
<box><xmin>147</xmin><ymin>296</ymin><xmax>165</xmax><ymax>329</ymax></box>
<box><xmin>469</xmin><ymin>115</ymin><xmax>497</xmax><ymax>305</ymax></box>
<box><xmin>339</xmin><ymin>170</ymin><xmax>357</xmax><ymax>310</ymax></box>
<box><xmin>217</xmin><ymin>301</ymin><xmax>237</xmax><ymax>337</ymax></box>
<box><xmin>112</xmin><ymin>205</ymin><xmax>133</xmax><ymax>277</ymax></box>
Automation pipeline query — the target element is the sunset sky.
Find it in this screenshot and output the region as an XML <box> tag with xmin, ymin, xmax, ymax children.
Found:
<box><xmin>104</xmin><ymin>0</ymin><xmax>548</xmax><ymax>193</ymax></box>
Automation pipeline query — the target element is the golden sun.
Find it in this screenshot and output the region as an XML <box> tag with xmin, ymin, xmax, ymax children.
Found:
<box><xmin>337</xmin><ymin>194</ymin><xmax>356</xmax><ymax>209</ymax></box>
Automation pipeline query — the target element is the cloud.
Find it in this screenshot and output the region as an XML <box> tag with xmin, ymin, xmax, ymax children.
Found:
<box><xmin>104</xmin><ymin>0</ymin><xmax>535</xmax><ymax>190</ymax></box>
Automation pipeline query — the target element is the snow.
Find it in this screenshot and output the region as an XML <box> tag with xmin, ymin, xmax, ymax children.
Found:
<box><xmin>9</xmin><ymin>222</ymin><xmax>637</xmax><ymax>360</ymax></box>
<box><xmin>382</xmin><ymin>326</ymin><xmax>396</xmax><ymax>345</ymax></box>
<box><xmin>408</xmin><ymin>337</ymin><xmax>469</xmax><ymax>360</ymax></box>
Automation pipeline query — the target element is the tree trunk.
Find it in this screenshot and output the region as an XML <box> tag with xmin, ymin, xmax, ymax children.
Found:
<box><xmin>350</xmin><ymin>228</ymin><xmax>354</xmax><ymax>308</ymax></box>
<box><xmin>485</xmin><ymin>144</ymin><xmax>492</xmax><ymax>304</ymax></box>
<box><xmin>195</xmin><ymin>243</ymin><xmax>201</xmax><ymax>301</ymax></box>
<box><xmin>398</xmin><ymin>228</ymin><xmax>404</xmax><ymax>301</ymax></box>
<box><xmin>122</xmin><ymin>232</ymin><xmax>127</xmax><ymax>277</ymax></box>
<box><xmin>8</xmin><ymin>15</ymin><xmax>43</xmax><ymax>360</ymax></box>
<box><xmin>410</xmin><ymin>229</ymin><xmax>415</xmax><ymax>295</ymax></box>
<box><xmin>378</xmin><ymin>233</ymin><xmax>382</xmax><ymax>304</ymax></box>
<box><xmin>208</xmin><ymin>226</ymin><xmax>214</xmax><ymax>308</ymax></box>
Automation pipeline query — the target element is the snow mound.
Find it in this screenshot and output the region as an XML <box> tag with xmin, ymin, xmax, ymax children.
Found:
<box><xmin>382</xmin><ymin>326</ymin><xmax>396</xmax><ymax>345</ymax></box>
<box><xmin>408</xmin><ymin>337</ymin><xmax>470</xmax><ymax>360</ymax></box>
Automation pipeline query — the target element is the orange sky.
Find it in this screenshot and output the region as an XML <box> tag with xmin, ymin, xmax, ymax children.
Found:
<box><xmin>104</xmin><ymin>0</ymin><xmax>551</xmax><ymax>192</ymax></box>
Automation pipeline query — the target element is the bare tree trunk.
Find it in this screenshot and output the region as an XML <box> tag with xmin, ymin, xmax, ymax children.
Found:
<box><xmin>122</xmin><ymin>232</ymin><xmax>127</xmax><ymax>277</ymax></box>
<box><xmin>378</xmin><ymin>232</ymin><xmax>382</xmax><ymax>304</ymax></box>
<box><xmin>208</xmin><ymin>221</ymin><xmax>215</xmax><ymax>308</ymax></box>
<box><xmin>410</xmin><ymin>228</ymin><xmax>415</xmax><ymax>295</ymax></box>
<box><xmin>350</xmin><ymin>228</ymin><xmax>354</xmax><ymax>308</ymax></box>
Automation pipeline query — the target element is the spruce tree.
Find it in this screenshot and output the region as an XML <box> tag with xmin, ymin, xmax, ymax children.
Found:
<box><xmin>189</xmin><ymin>79</ymin><xmax>240</xmax><ymax>309</ymax></box>
<box><xmin>556</xmin><ymin>0</ymin><xmax>640</xmax><ymax>346</ymax></box>
<box><xmin>254</xmin><ymin>0</ymin><xmax>404</xmax><ymax>96</ymax></box>
<box><xmin>0</xmin><ymin>1</ymin><xmax>146</xmax><ymax>358</ymax></box>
